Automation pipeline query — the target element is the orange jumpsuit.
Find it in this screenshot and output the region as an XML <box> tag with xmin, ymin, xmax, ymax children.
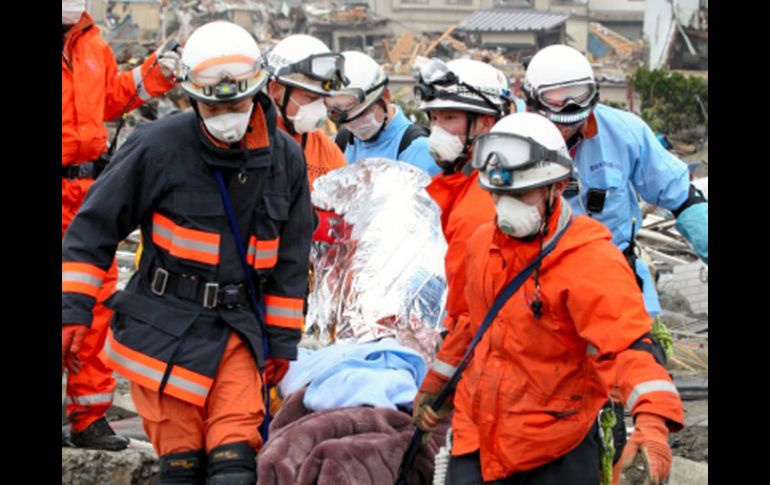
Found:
<box><xmin>62</xmin><ymin>12</ymin><xmax>174</xmax><ymax>432</ymax></box>
<box><xmin>277</xmin><ymin>117</ymin><xmax>346</xmax><ymax>191</ymax></box>
<box><xmin>422</xmin><ymin>200</ymin><xmax>684</xmax><ymax>481</ymax></box>
<box><xmin>426</xmin><ymin>170</ymin><xmax>495</xmax><ymax>333</ymax></box>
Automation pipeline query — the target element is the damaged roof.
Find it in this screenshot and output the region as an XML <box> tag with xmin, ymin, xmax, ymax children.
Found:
<box><xmin>458</xmin><ymin>8</ymin><xmax>568</xmax><ymax>33</ymax></box>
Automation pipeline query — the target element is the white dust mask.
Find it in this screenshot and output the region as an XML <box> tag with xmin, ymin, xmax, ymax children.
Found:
<box><xmin>428</xmin><ymin>125</ymin><xmax>465</xmax><ymax>163</ymax></box>
<box><xmin>345</xmin><ymin>110</ymin><xmax>384</xmax><ymax>141</ymax></box>
<box><xmin>289</xmin><ymin>98</ymin><xmax>327</xmax><ymax>134</ymax></box>
<box><xmin>203</xmin><ymin>104</ymin><xmax>254</xmax><ymax>143</ymax></box>
<box><xmin>494</xmin><ymin>194</ymin><xmax>544</xmax><ymax>238</ymax></box>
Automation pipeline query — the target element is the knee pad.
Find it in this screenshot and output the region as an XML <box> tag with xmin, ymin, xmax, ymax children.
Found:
<box><xmin>206</xmin><ymin>441</ymin><xmax>256</xmax><ymax>484</ymax></box>
<box><xmin>158</xmin><ymin>449</ymin><xmax>206</xmax><ymax>484</ymax></box>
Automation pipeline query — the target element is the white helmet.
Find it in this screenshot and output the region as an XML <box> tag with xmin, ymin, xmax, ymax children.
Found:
<box><xmin>416</xmin><ymin>58</ymin><xmax>511</xmax><ymax>117</ymax></box>
<box><xmin>473</xmin><ymin>112</ymin><xmax>572</xmax><ymax>194</ymax></box>
<box><xmin>325</xmin><ymin>51</ymin><xmax>389</xmax><ymax>124</ymax></box>
<box><xmin>523</xmin><ymin>45</ymin><xmax>599</xmax><ymax>125</ymax></box>
<box><xmin>180</xmin><ymin>21</ymin><xmax>268</xmax><ymax>104</ymax></box>
<box><xmin>265</xmin><ymin>34</ymin><xmax>347</xmax><ymax>96</ymax></box>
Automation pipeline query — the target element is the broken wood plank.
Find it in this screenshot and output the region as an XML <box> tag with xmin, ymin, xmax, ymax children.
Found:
<box><xmin>406</xmin><ymin>43</ymin><xmax>421</xmax><ymax>67</ymax></box>
<box><xmin>644</xmin><ymin>248</ymin><xmax>691</xmax><ymax>266</ymax></box>
<box><xmin>382</xmin><ymin>39</ymin><xmax>393</xmax><ymax>64</ymax></box>
<box><xmin>423</xmin><ymin>24</ymin><xmax>457</xmax><ymax>57</ymax></box>
<box><xmin>446</xmin><ymin>36</ymin><xmax>468</xmax><ymax>53</ymax></box>
<box><xmin>389</xmin><ymin>31</ymin><xmax>415</xmax><ymax>62</ymax></box>
<box><xmin>670</xmin><ymin>356</ymin><xmax>696</xmax><ymax>372</ymax></box>
<box><xmin>670</xmin><ymin>329</ymin><xmax>708</xmax><ymax>340</ymax></box>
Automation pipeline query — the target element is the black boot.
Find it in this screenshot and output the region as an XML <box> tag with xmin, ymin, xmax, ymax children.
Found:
<box><xmin>69</xmin><ymin>417</ymin><xmax>130</xmax><ymax>451</ymax></box>
<box><xmin>158</xmin><ymin>449</ymin><xmax>206</xmax><ymax>485</ymax></box>
<box><xmin>206</xmin><ymin>442</ymin><xmax>256</xmax><ymax>484</ymax></box>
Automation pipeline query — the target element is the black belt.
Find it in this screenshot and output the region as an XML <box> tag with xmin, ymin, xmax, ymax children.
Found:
<box><xmin>149</xmin><ymin>265</ymin><xmax>249</xmax><ymax>309</ymax></box>
<box><xmin>62</xmin><ymin>160</ymin><xmax>109</xmax><ymax>180</ymax></box>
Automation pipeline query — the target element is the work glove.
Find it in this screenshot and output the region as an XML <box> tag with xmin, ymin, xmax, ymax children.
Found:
<box><xmin>613</xmin><ymin>413</ymin><xmax>672</xmax><ymax>485</ymax></box>
<box><xmin>674</xmin><ymin>203</ymin><xmax>708</xmax><ymax>263</ymax></box>
<box><xmin>312</xmin><ymin>209</ymin><xmax>348</xmax><ymax>244</ymax></box>
<box><xmin>263</xmin><ymin>357</ymin><xmax>290</xmax><ymax>387</ymax></box>
<box><xmin>62</xmin><ymin>324</ymin><xmax>87</xmax><ymax>374</ymax></box>
<box><xmin>157</xmin><ymin>49</ymin><xmax>181</xmax><ymax>80</ymax></box>
<box><xmin>412</xmin><ymin>370</ymin><xmax>453</xmax><ymax>444</ymax></box>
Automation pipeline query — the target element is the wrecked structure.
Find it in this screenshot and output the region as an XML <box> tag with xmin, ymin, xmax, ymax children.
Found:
<box><xmin>65</xmin><ymin>3</ymin><xmax>707</xmax><ymax>484</ymax></box>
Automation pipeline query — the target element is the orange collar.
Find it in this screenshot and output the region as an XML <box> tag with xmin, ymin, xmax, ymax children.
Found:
<box><xmin>579</xmin><ymin>112</ymin><xmax>599</xmax><ymax>140</ymax></box>
<box><xmin>276</xmin><ymin>116</ymin><xmax>301</xmax><ymax>144</ymax></box>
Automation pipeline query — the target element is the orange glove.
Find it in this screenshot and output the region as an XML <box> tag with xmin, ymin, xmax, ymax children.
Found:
<box><xmin>613</xmin><ymin>413</ymin><xmax>672</xmax><ymax>485</ymax></box>
<box><xmin>412</xmin><ymin>370</ymin><xmax>452</xmax><ymax>440</ymax></box>
<box><xmin>263</xmin><ymin>357</ymin><xmax>290</xmax><ymax>387</ymax></box>
<box><xmin>62</xmin><ymin>324</ymin><xmax>87</xmax><ymax>374</ymax></box>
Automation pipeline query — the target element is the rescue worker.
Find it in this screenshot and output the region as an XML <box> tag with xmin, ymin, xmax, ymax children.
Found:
<box><xmin>523</xmin><ymin>44</ymin><xmax>708</xmax><ymax>318</ymax></box>
<box><xmin>413</xmin><ymin>113</ymin><xmax>684</xmax><ymax>484</ymax></box>
<box><xmin>325</xmin><ymin>51</ymin><xmax>438</xmax><ymax>175</ymax></box>
<box><xmin>62</xmin><ymin>21</ymin><xmax>312</xmax><ymax>483</ymax></box>
<box><xmin>264</xmin><ymin>34</ymin><xmax>347</xmax><ymax>190</ymax></box>
<box><xmin>416</xmin><ymin>58</ymin><xmax>513</xmax><ymax>334</ymax></box>
<box><xmin>61</xmin><ymin>0</ymin><xmax>178</xmax><ymax>450</ymax></box>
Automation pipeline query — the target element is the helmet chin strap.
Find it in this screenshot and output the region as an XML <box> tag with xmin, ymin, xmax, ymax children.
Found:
<box><xmin>279</xmin><ymin>85</ymin><xmax>296</xmax><ymax>135</ymax></box>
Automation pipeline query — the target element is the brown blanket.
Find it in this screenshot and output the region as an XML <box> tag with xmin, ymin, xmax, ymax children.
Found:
<box><xmin>258</xmin><ymin>389</ymin><xmax>448</xmax><ymax>485</ymax></box>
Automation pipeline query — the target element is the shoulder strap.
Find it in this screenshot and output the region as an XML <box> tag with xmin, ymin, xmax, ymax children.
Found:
<box><xmin>397</xmin><ymin>124</ymin><xmax>430</xmax><ymax>157</ymax></box>
<box><xmin>212</xmin><ymin>167</ymin><xmax>272</xmax><ymax>441</ymax></box>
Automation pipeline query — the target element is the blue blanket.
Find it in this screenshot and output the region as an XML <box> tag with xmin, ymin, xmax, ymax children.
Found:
<box><xmin>278</xmin><ymin>339</ymin><xmax>427</xmax><ymax>411</ymax></box>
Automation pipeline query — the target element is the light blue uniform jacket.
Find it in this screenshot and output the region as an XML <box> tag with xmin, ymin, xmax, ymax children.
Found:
<box><xmin>566</xmin><ymin>104</ymin><xmax>692</xmax><ymax>317</ymax></box>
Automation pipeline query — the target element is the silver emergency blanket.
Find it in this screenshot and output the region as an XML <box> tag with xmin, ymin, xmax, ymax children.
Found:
<box><xmin>306</xmin><ymin>158</ymin><xmax>447</xmax><ymax>361</ymax></box>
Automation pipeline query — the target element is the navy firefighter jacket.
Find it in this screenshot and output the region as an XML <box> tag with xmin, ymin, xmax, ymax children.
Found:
<box><xmin>62</xmin><ymin>94</ymin><xmax>313</xmax><ymax>407</ymax></box>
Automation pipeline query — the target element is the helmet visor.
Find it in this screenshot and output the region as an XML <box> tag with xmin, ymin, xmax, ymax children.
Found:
<box><xmin>470</xmin><ymin>132</ymin><xmax>571</xmax><ymax>172</ymax></box>
<box><xmin>419</xmin><ymin>58</ymin><xmax>458</xmax><ymax>86</ymax></box>
<box><xmin>324</xmin><ymin>79</ymin><xmax>387</xmax><ymax>123</ymax></box>
<box><xmin>537</xmin><ymin>80</ymin><xmax>597</xmax><ymax>112</ymax></box>
<box><xmin>188</xmin><ymin>55</ymin><xmax>262</xmax><ymax>86</ymax></box>
<box><xmin>277</xmin><ymin>53</ymin><xmax>348</xmax><ymax>92</ymax></box>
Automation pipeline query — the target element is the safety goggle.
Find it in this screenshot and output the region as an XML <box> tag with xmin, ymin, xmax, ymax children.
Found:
<box><xmin>274</xmin><ymin>53</ymin><xmax>348</xmax><ymax>92</ymax></box>
<box><xmin>184</xmin><ymin>56</ymin><xmax>268</xmax><ymax>102</ymax></box>
<box><xmin>414</xmin><ymin>58</ymin><xmax>506</xmax><ymax>115</ymax></box>
<box><xmin>325</xmin><ymin>79</ymin><xmax>388</xmax><ymax>124</ymax></box>
<box><xmin>535</xmin><ymin>79</ymin><xmax>597</xmax><ymax>113</ymax></box>
<box><xmin>470</xmin><ymin>132</ymin><xmax>572</xmax><ymax>172</ymax></box>
<box><xmin>187</xmin><ymin>55</ymin><xmax>263</xmax><ymax>86</ymax></box>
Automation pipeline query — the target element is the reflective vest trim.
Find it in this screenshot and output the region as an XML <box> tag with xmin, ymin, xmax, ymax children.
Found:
<box><xmin>64</xmin><ymin>392</ymin><xmax>114</xmax><ymax>406</ymax></box>
<box><xmin>164</xmin><ymin>365</ymin><xmax>213</xmax><ymax>407</ymax></box>
<box><xmin>132</xmin><ymin>65</ymin><xmax>151</xmax><ymax>102</ymax></box>
<box><xmin>152</xmin><ymin>212</ymin><xmax>221</xmax><ymax>265</ymax></box>
<box><xmin>247</xmin><ymin>236</ymin><xmax>279</xmax><ymax>269</ymax></box>
<box><xmin>102</xmin><ymin>331</ymin><xmax>165</xmax><ymax>392</ymax></box>
<box><xmin>430</xmin><ymin>359</ymin><xmax>457</xmax><ymax>379</ymax></box>
<box><xmin>265</xmin><ymin>294</ymin><xmax>303</xmax><ymax>329</ymax></box>
<box><xmin>62</xmin><ymin>262</ymin><xmax>106</xmax><ymax>297</ymax></box>
<box><xmin>627</xmin><ymin>379</ymin><xmax>680</xmax><ymax>410</ymax></box>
